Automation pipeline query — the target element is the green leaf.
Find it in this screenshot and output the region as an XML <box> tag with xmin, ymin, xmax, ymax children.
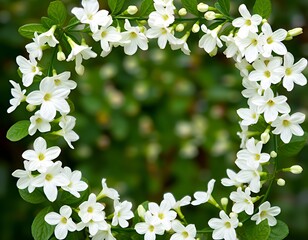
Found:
<box><xmin>237</xmin><ymin>219</ymin><xmax>271</xmax><ymax>240</ymax></box>
<box><xmin>138</xmin><ymin>0</ymin><xmax>155</xmax><ymax>17</ymax></box>
<box><xmin>181</xmin><ymin>0</ymin><xmax>199</xmax><ymax>16</ymax></box>
<box><xmin>277</xmin><ymin>132</ymin><xmax>308</xmax><ymax>158</ymax></box>
<box><xmin>6</xmin><ymin>120</ymin><xmax>30</xmax><ymax>142</ymax></box>
<box><xmin>18</xmin><ymin>24</ymin><xmax>47</xmax><ymax>39</ymax></box>
<box><xmin>215</xmin><ymin>0</ymin><xmax>230</xmax><ymax>17</ymax></box>
<box><xmin>108</xmin><ymin>0</ymin><xmax>125</xmax><ymax>15</ymax></box>
<box><xmin>19</xmin><ymin>188</ymin><xmax>47</xmax><ymax>204</ymax></box>
<box><xmin>47</xmin><ymin>0</ymin><xmax>67</xmax><ymax>26</ymax></box>
<box><xmin>31</xmin><ymin>206</ymin><xmax>54</xmax><ymax>240</ymax></box>
<box><xmin>253</xmin><ymin>0</ymin><xmax>272</xmax><ymax>19</ymax></box>
<box><xmin>41</xmin><ymin>16</ymin><xmax>56</xmax><ymax>29</ymax></box>
<box><xmin>268</xmin><ymin>220</ymin><xmax>289</xmax><ymax>240</ymax></box>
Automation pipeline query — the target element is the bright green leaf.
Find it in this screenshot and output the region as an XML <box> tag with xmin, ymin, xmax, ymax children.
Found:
<box><xmin>277</xmin><ymin>132</ymin><xmax>308</xmax><ymax>158</ymax></box>
<box><xmin>237</xmin><ymin>219</ymin><xmax>271</xmax><ymax>240</ymax></box>
<box><xmin>181</xmin><ymin>0</ymin><xmax>199</xmax><ymax>16</ymax></box>
<box><xmin>31</xmin><ymin>206</ymin><xmax>54</xmax><ymax>240</ymax></box>
<box><xmin>19</xmin><ymin>188</ymin><xmax>47</xmax><ymax>204</ymax></box>
<box><xmin>138</xmin><ymin>0</ymin><xmax>155</xmax><ymax>17</ymax></box>
<box><xmin>18</xmin><ymin>24</ymin><xmax>47</xmax><ymax>39</ymax></box>
<box><xmin>268</xmin><ymin>220</ymin><xmax>289</xmax><ymax>240</ymax></box>
<box><xmin>47</xmin><ymin>0</ymin><xmax>67</xmax><ymax>26</ymax></box>
<box><xmin>6</xmin><ymin>120</ymin><xmax>30</xmax><ymax>142</ymax></box>
<box><xmin>215</xmin><ymin>0</ymin><xmax>231</xmax><ymax>17</ymax></box>
<box><xmin>108</xmin><ymin>0</ymin><xmax>125</xmax><ymax>15</ymax></box>
<box><xmin>41</xmin><ymin>17</ymin><xmax>56</xmax><ymax>29</ymax></box>
<box><xmin>253</xmin><ymin>0</ymin><xmax>272</xmax><ymax>19</ymax></box>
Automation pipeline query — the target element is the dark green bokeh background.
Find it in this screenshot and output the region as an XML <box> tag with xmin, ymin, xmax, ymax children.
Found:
<box><xmin>0</xmin><ymin>0</ymin><xmax>307</xmax><ymax>239</ymax></box>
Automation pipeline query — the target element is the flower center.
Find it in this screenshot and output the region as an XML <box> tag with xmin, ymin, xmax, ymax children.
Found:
<box><xmin>101</xmin><ymin>31</ymin><xmax>107</xmax><ymax>38</ymax></box>
<box><xmin>60</xmin><ymin>217</ymin><xmax>67</xmax><ymax>224</ymax></box>
<box><xmin>283</xmin><ymin>119</ymin><xmax>290</xmax><ymax>127</ymax></box>
<box><xmin>251</xmin><ymin>38</ymin><xmax>258</xmax><ymax>46</ymax></box>
<box><xmin>158</xmin><ymin>213</ymin><xmax>164</xmax><ymax>219</ymax></box>
<box><xmin>38</xmin><ymin>153</ymin><xmax>45</xmax><ymax>161</ymax></box>
<box><xmin>224</xmin><ymin>221</ymin><xmax>231</xmax><ymax>228</ymax></box>
<box><xmin>36</xmin><ymin>118</ymin><xmax>43</xmax><ymax>124</ymax></box>
<box><xmin>87</xmin><ymin>206</ymin><xmax>93</xmax><ymax>213</ymax></box>
<box><xmin>130</xmin><ymin>32</ymin><xmax>138</xmax><ymax>39</ymax></box>
<box><xmin>267</xmin><ymin>100</ymin><xmax>275</xmax><ymax>106</ymax></box>
<box><xmin>54</xmin><ymin>79</ymin><xmax>61</xmax><ymax>86</ymax></box>
<box><xmin>44</xmin><ymin>93</ymin><xmax>52</xmax><ymax>101</ymax></box>
<box><xmin>264</xmin><ymin>70</ymin><xmax>271</xmax><ymax>78</ymax></box>
<box><xmin>163</xmin><ymin>14</ymin><xmax>169</xmax><ymax>21</ymax></box>
<box><xmin>245</xmin><ymin>19</ymin><xmax>252</xmax><ymax>26</ymax></box>
<box><xmin>182</xmin><ymin>231</ymin><xmax>189</xmax><ymax>238</ymax></box>
<box><xmin>255</xmin><ymin>154</ymin><xmax>260</xmax><ymax>161</ymax></box>
<box><xmin>267</xmin><ymin>37</ymin><xmax>273</xmax><ymax>44</ymax></box>
<box><xmin>45</xmin><ymin>174</ymin><xmax>53</xmax><ymax>181</ymax></box>
<box><xmin>260</xmin><ymin>210</ymin><xmax>267</xmax><ymax>218</ymax></box>
<box><xmin>32</xmin><ymin>66</ymin><xmax>37</xmax><ymax>73</ymax></box>
<box><xmin>149</xmin><ymin>225</ymin><xmax>155</xmax><ymax>232</ymax></box>
<box><xmin>285</xmin><ymin>68</ymin><xmax>292</xmax><ymax>76</ymax></box>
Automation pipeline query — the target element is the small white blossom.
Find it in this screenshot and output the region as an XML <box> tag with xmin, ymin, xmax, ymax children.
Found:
<box><xmin>237</xmin><ymin>32</ymin><xmax>263</xmax><ymax>63</ymax></box>
<box><xmin>208</xmin><ymin>210</ymin><xmax>239</xmax><ymax>240</ymax></box>
<box><xmin>45</xmin><ymin>71</ymin><xmax>77</xmax><ymax>90</ymax></box>
<box><xmin>251</xmin><ymin>201</ymin><xmax>281</xmax><ymax>226</ymax></box>
<box><xmin>237</xmin><ymin>105</ymin><xmax>260</xmax><ymax>126</ymax></box>
<box><xmin>38</xmin><ymin>25</ymin><xmax>59</xmax><ymax>47</ymax></box>
<box><xmin>28</xmin><ymin>111</ymin><xmax>51</xmax><ymax>136</ymax></box>
<box><xmin>191</xmin><ymin>179</ymin><xmax>215</xmax><ymax>206</ymax></box>
<box><xmin>16</xmin><ymin>55</ymin><xmax>42</xmax><ymax>87</ymax></box>
<box><xmin>78</xmin><ymin>193</ymin><xmax>106</xmax><ymax>223</ymax></box>
<box><xmin>199</xmin><ymin>25</ymin><xmax>223</xmax><ymax>54</ymax></box>
<box><xmin>146</xmin><ymin>26</ymin><xmax>178</xmax><ymax>49</ymax></box>
<box><xmin>112</xmin><ymin>200</ymin><xmax>134</xmax><ymax>228</ymax></box>
<box><xmin>135</xmin><ymin>212</ymin><xmax>165</xmax><ymax>240</ymax></box>
<box><xmin>148</xmin><ymin>3</ymin><xmax>175</xmax><ymax>28</ymax></box>
<box><xmin>7</xmin><ymin>80</ymin><xmax>26</xmax><ymax>113</ymax></box>
<box><xmin>236</xmin><ymin>160</ymin><xmax>262</xmax><ymax>193</ymax></box>
<box><xmin>92</xmin><ymin>26</ymin><xmax>122</xmax><ymax>54</ymax></box>
<box><xmin>221</xmin><ymin>169</ymin><xmax>242</xmax><ymax>188</ymax></box>
<box><xmin>25</xmin><ymin>32</ymin><xmax>44</xmax><ymax>61</ymax></box>
<box><xmin>163</xmin><ymin>192</ymin><xmax>191</xmax><ymax>210</ymax></box>
<box><xmin>97</xmin><ymin>178</ymin><xmax>119</xmax><ymax>200</ymax></box>
<box><xmin>44</xmin><ymin>205</ymin><xmax>76</xmax><ymax>240</ymax></box>
<box><xmin>230</xmin><ymin>187</ymin><xmax>254</xmax><ymax>215</ymax></box>
<box><xmin>61</xmin><ymin>167</ymin><xmax>88</xmax><ymax>198</ymax></box>
<box><xmin>57</xmin><ymin>115</ymin><xmax>79</xmax><ymax>149</ymax></box>
<box><xmin>22</xmin><ymin>137</ymin><xmax>61</xmax><ymax>173</ymax></box>
<box><xmin>12</xmin><ymin>161</ymin><xmax>36</xmax><ymax>193</ymax></box>
<box><xmin>92</xmin><ymin>224</ymin><xmax>116</xmax><ymax>240</ymax></box>
<box><xmin>271</xmin><ymin>112</ymin><xmax>305</xmax><ymax>143</ymax></box>
<box><xmin>170</xmin><ymin>220</ymin><xmax>196</xmax><ymax>240</ymax></box>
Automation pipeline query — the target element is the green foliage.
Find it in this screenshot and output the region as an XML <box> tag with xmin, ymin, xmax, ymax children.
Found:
<box><xmin>41</xmin><ymin>17</ymin><xmax>57</xmax><ymax>29</ymax></box>
<box><xmin>181</xmin><ymin>0</ymin><xmax>199</xmax><ymax>16</ymax></box>
<box><xmin>18</xmin><ymin>23</ymin><xmax>47</xmax><ymax>39</ymax></box>
<box><xmin>215</xmin><ymin>0</ymin><xmax>231</xmax><ymax>19</ymax></box>
<box><xmin>268</xmin><ymin>220</ymin><xmax>289</xmax><ymax>240</ymax></box>
<box><xmin>237</xmin><ymin>219</ymin><xmax>271</xmax><ymax>240</ymax></box>
<box><xmin>19</xmin><ymin>188</ymin><xmax>47</xmax><ymax>204</ymax></box>
<box><xmin>31</xmin><ymin>206</ymin><xmax>54</xmax><ymax>240</ymax></box>
<box><xmin>138</xmin><ymin>0</ymin><xmax>155</xmax><ymax>17</ymax></box>
<box><xmin>253</xmin><ymin>0</ymin><xmax>272</xmax><ymax>19</ymax></box>
<box><xmin>6</xmin><ymin>120</ymin><xmax>30</xmax><ymax>142</ymax></box>
<box><xmin>47</xmin><ymin>0</ymin><xmax>67</xmax><ymax>26</ymax></box>
<box><xmin>108</xmin><ymin>0</ymin><xmax>125</xmax><ymax>15</ymax></box>
<box><xmin>277</xmin><ymin>132</ymin><xmax>308</xmax><ymax>158</ymax></box>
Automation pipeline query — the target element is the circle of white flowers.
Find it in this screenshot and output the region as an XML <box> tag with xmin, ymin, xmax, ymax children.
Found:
<box><xmin>9</xmin><ymin>1</ymin><xmax>307</xmax><ymax>240</ymax></box>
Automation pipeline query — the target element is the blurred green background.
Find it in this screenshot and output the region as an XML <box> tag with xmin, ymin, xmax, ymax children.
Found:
<box><xmin>0</xmin><ymin>0</ymin><xmax>307</xmax><ymax>239</ymax></box>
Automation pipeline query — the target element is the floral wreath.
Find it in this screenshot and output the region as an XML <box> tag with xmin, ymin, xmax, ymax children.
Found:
<box><xmin>7</xmin><ymin>0</ymin><xmax>307</xmax><ymax>239</ymax></box>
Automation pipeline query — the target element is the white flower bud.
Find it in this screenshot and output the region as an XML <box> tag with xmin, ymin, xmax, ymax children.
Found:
<box><xmin>204</xmin><ymin>11</ymin><xmax>216</xmax><ymax>20</ymax></box>
<box><xmin>76</xmin><ymin>64</ymin><xmax>85</xmax><ymax>76</ymax></box>
<box><xmin>220</xmin><ymin>197</ymin><xmax>228</xmax><ymax>207</ymax></box>
<box><xmin>197</xmin><ymin>3</ymin><xmax>209</xmax><ymax>12</ymax></box>
<box><xmin>57</xmin><ymin>51</ymin><xmax>66</xmax><ymax>61</ymax></box>
<box><xmin>192</xmin><ymin>23</ymin><xmax>200</xmax><ymax>33</ymax></box>
<box><xmin>26</xmin><ymin>104</ymin><xmax>36</xmax><ymax>112</ymax></box>
<box><xmin>178</xmin><ymin>8</ymin><xmax>187</xmax><ymax>16</ymax></box>
<box><xmin>277</xmin><ymin>178</ymin><xmax>285</xmax><ymax>186</ymax></box>
<box><xmin>176</xmin><ymin>24</ymin><xmax>185</xmax><ymax>32</ymax></box>
<box><xmin>270</xmin><ymin>151</ymin><xmax>277</xmax><ymax>158</ymax></box>
<box><xmin>137</xmin><ymin>205</ymin><xmax>146</xmax><ymax>219</ymax></box>
<box><xmin>209</xmin><ymin>47</ymin><xmax>218</xmax><ymax>57</ymax></box>
<box><xmin>238</xmin><ymin>222</ymin><xmax>243</xmax><ymax>227</ymax></box>
<box><xmin>261</xmin><ymin>132</ymin><xmax>270</xmax><ymax>144</ymax></box>
<box><xmin>127</xmin><ymin>5</ymin><xmax>138</xmax><ymax>15</ymax></box>
<box><xmin>288</xmin><ymin>27</ymin><xmax>303</xmax><ymax>37</ymax></box>
<box><xmin>290</xmin><ymin>165</ymin><xmax>303</xmax><ymax>174</ymax></box>
<box><xmin>229</xmin><ymin>212</ymin><xmax>238</xmax><ymax>218</ymax></box>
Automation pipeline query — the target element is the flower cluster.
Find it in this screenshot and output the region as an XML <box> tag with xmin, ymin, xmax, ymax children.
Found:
<box><xmin>8</xmin><ymin>0</ymin><xmax>307</xmax><ymax>240</ymax></box>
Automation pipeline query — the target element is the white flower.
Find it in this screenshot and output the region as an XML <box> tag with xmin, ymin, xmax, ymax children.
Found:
<box><xmin>221</xmin><ymin>169</ymin><xmax>242</xmax><ymax>188</ymax></box>
<box><xmin>237</xmin><ymin>105</ymin><xmax>260</xmax><ymax>126</ymax></box>
<box><xmin>28</xmin><ymin>111</ymin><xmax>51</xmax><ymax>136</ymax></box>
<box><xmin>92</xmin><ymin>26</ymin><xmax>122</xmax><ymax>53</ymax></box>
<box><xmin>191</xmin><ymin>179</ymin><xmax>215</xmax><ymax>206</ymax></box>
<box><xmin>199</xmin><ymin>25</ymin><xmax>223</xmax><ymax>54</ymax></box>
<box><xmin>97</xmin><ymin>178</ymin><xmax>119</xmax><ymax>200</ymax></box>
<box><xmin>170</xmin><ymin>36</ymin><xmax>191</xmax><ymax>55</ymax></box>
<box><xmin>208</xmin><ymin>210</ymin><xmax>239</xmax><ymax>240</ymax></box>
<box><xmin>230</xmin><ymin>187</ymin><xmax>254</xmax><ymax>215</ymax></box>
<box><xmin>236</xmin><ymin>138</ymin><xmax>270</xmax><ymax>168</ymax></box>
<box><xmin>25</xmin><ymin>32</ymin><xmax>44</xmax><ymax>61</ymax></box>
<box><xmin>71</xmin><ymin>0</ymin><xmax>112</xmax><ymax>33</ymax></box>
<box><xmin>251</xmin><ymin>201</ymin><xmax>281</xmax><ymax>226</ymax></box>
<box><xmin>236</xmin><ymin>160</ymin><xmax>262</xmax><ymax>193</ymax></box>
<box><xmin>237</xmin><ymin>32</ymin><xmax>263</xmax><ymax>63</ymax></box>
<box><xmin>232</xmin><ymin>4</ymin><xmax>262</xmax><ymax>38</ymax></box>
<box><xmin>163</xmin><ymin>192</ymin><xmax>191</xmax><ymax>210</ymax></box>
<box><xmin>260</xmin><ymin>23</ymin><xmax>287</xmax><ymax>57</ymax></box>
<box><xmin>57</xmin><ymin>115</ymin><xmax>79</xmax><ymax>149</ymax></box>
<box><xmin>120</xmin><ymin>19</ymin><xmax>148</xmax><ymax>55</ymax></box>
<box><xmin>275</xmin><ymin>52</ymin><xmax>307</xmax><ymax>91</ymax></box>
<box><xmin>148</xmin><ymin>200</ymin><xmax>177</xmax><ymax>231</ymax></box>
<box><xmin>61</xmin><ymin>167</ymin><xmax>88</xmax><ymax>198</ymax></box>
<box><xmin>248</xmin><ymin>57</ymin><xmax>284</xmax><ymax>89</ymax></box>
<box><xmin>22</xmin><ymin>137</ymin><xmax>61</xmax><ymax>173</ymax></box>
<box><xmin>220</xmin><ymin>35</ymin><xmax>242</xmax><ymax>61</ymax></box>
<box><xmin>252</xmin><ymin>88</ymin><xmax>290</xmax><ymax>123</ymax></box>
<box><xmin>170</xmin><ymin>220</ymin><xmax>196</xmax><ymax>240</ymax></box>
<box><xmin>92</xmin><ymin>224</ymin><xmax>116</xmax><ymax>240</ymax></box>
<box><xmin>236</xmin><ymin>59</ymin><xmax>252</xmax><ymax>78</ymax></box>
<box><xmin>38</xmin><ymin>25</ymin><xmax>59</xmax><ymax>47</ymax></box>
<box><xmin>66</xmin><ymin>38</ymin><xmax>97</xmax><ymax>75</ymax></box>
<box><xmin>135</xmin><ymin>212</ymin><xmax>165</xmax><ymax>240</ymax></box>
<box><xmin>44</xmin><ymin>205</ymin><xmax>76</xmax><ymax>240</ymax></box>
<box><xmin>26</xmin><ymin>77</ymin><xmax>70</xmax><ymax>121</ymax></box>
<box><xmin>148</xmin><ymin>4</ymin><xmax>175</xmax><ymax>28</ymax></box>
<box><xmin>16</xmin><ymin>55</ymin><xmax>42</xmax><ymax>87</ymax></box>
<box><xmin>78</xmin><ymin>193</ymin><xmax>105</xmax><ymax>223</ymax></box>
<box><xmin>271</xmin><ymin>112</ymin><xmax>305</xmax><ymax>143</ymax></box>
<box><xmin>12</xmin><ymin>160</ymin><xmax>36</xmax><ymax>193</ymax></box>
<box><xmin>45</xmin><ymin>71</ymin><xmax>77</xmax><ymax>90</ymax></box>
<box><xmin>146</xmin><ymin>26</ymin><xmax>178</xmax><ymax>49</ymax></box>
<box><xmin>32</xmin><ymin>161</ymin><xmax>69</xmax><ymax>202</ymax></box>
<box><xmin>112</xmin><ymin>200</ymin><xmax>134</xmax><ymax>228</ymax></box>
<box><xmin>7</xmin><ymin>80</ymin><xmax>26</xmax><ymax>113</ymax></box>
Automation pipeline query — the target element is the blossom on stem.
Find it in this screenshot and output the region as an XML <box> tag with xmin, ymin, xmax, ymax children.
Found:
<box><xmin>38</xmin><ymin>25</ymin><xmax>59</xmax><ymax>47</ymax></box>
<box><xmin>92</xmin><ymin>26</ymin><xmax>122</xmax><ymax>54</ymax></box>
<box><xmin>16</xmin><ymin>55</ymin><xmax>42</xmax><ymax>87</ymax></box>
<box><xmin>251</xmin><ymin>201</ymin><xmax>281</xmax><ymax>226</ymax></box>
<box><xmin>44</xmin><ymin>205</ymin><xmax>76</xmax><ymax>240</ymax></box>
<box><xmin>7</xmin><ymin>80</ymin><xmax>26</xmax><ymax>113</ymax></box>
<box><xmin>61</xmin><ymin>167</ymin><xmax>88</xmax><ymax>198</ymax></box>
<box><xmin>170</xmin><ymin>220</ymin><xmax>196</xmax><ymax>240</ymax></box>
<box><xmin>135</xmin><ymin>212</ymin><xmax>165</xmax><ymax>240</ymax></box>
<box><xmin>230</xmin><ymin>187</ymin><xmax>254</xmax><ymax>215</ymax></box>
<box><xmin>97</xmin><ymin>178</ymin><xmax>119</xmax><ymax>200</ymax></box>
<box><xmin>28</xmin><ymin>111</ymin><xmax>51</xmax><ymax>136</ymax></box>
<box><xmin>111</xmin><ymin>200</ymin><xmax>134</xmax><ymax>228</ymax></box>
<box><xmin>56</xmin><ymin>115</ymin><xmax>79</xmax><ymax>149</ymax></box>
<box><xmin>199</xmin><ymin>25</ymin><xmax>223</xmax><ymax>54</ymax></box>
<box><xmin>12</xmin><ymin>161</ymin><xmax>36</xmax><ymax>193</ymax></box>
<box><xmin>191</xmin><ymin>179</ymin><xmax>215</xmax><ymax>206</ymax></box>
